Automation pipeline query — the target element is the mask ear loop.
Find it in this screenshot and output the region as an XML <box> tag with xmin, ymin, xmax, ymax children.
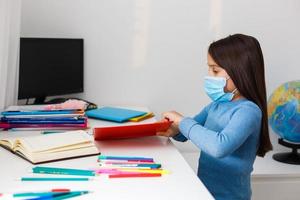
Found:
<box><xmin>226</xmin><ymin>77</ymin><xmax>238</xmax><ymax>94</ymax></box>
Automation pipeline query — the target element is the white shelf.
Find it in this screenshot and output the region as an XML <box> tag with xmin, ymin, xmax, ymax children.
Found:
<box><xmin>252</xmin><ymin>151</ymin><xmax>300</xmax><ymax>178</ymax></box>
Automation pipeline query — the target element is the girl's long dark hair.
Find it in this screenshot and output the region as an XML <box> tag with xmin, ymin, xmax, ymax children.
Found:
<box><xmin>208</xmin><ymin>34</ymin><xmax>272</xmax><ymax>157</ymax></box>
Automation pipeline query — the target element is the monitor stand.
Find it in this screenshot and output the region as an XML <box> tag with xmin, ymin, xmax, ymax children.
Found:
<box><xmin>46</xmin><ymin>98</ymin><xmax>68</xmax><ymax>104</ymax></box>
<box><xmin>33</xmin><ymin>96</ymin><xmax>46</xmax><ymax>104</ymax></box>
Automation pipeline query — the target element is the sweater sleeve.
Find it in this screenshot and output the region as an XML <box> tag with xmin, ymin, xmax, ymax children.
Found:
<box><xmin>178</xmin><ymin>106</ymin><xmax>262</xmax><ymax>158</ymax></box>
<box><xmin>172</xmin><ymin>104</ymin><xmax>212</xmax><ymax>142</ymax></box>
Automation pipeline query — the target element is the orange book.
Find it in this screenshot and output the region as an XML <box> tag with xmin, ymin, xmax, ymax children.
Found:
<box><xmin>94</xmin><ymin>121</ymin><xmax>172</xmax><ymax>140</ymax></box>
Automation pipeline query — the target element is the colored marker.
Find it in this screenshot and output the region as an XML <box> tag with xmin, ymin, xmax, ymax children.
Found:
<box><xmin>32</xmin><ymin>166</ymin><xmax>95</xmax><ymax>176</ymax></box>
<box><xmin>20</xmin><ymin>177</ymin><xmax>90</xmax><ymax>181</ymax></box>
<box><xmin>99</xmin><ymin>159</ymin><xmax>154</xmax><ymax>163</ymax></box>
<box><xmin>13</xmin><ymin>189</ymin><xmax>71</xmax><ymax>197</ymax></box>
<box><xmin>98</xmin><ymin>155</ymin><xmax>154</xmax><ymax>162</ymax></box>
<box><xmin>122</xmin><ymin>169</ymin><xmax>170</xmax><ymax>175</ymax></box>
<box><xmin>101</xmin><ymin>161</ymin><xmax>155</xmax><ymax>164</ymax></box>
<box><xmin>109</xmin><ymin>173</ymin><xmax>161</xmax><ymax>178</ymax></box>
<box><xmin>94</xmin><ymin>169</ymin><xmax>148</xmax><ymax>175</ymax></box>
<box><xmin>53</xmin><ymin>191</ymin><xmax>89</xmax><ymax>200</ymax></box>
<box><xmin>27</xmin><ymin>191</ymin><xmax>89</xmax><ymax>200</ymax></box>
<box><xmin>107</xmin><ymin>163</ymin><xmax>161</xmax><ymax>169</ymax></box>
<box><xmin>14</xmin><ymin>192</ymin><xmax>68</xmax><ymax>198</ymax></box>
<box><xmin>99</xmin><ymin>164</ymin><xmax>159</xmax><ymax>170</ymax></box>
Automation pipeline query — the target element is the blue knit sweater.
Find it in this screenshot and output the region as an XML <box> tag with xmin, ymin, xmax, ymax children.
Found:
<box><xmin>173</xmin><ymin>99</ymin><xmax>262</xmax><ymax>200</ymax></box>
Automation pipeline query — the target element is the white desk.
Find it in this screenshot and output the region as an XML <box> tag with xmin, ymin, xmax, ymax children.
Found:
<box><xmin>0</xmin><ymin>106</ymin><xmax>213</xmax><ymax>200</ymax></box>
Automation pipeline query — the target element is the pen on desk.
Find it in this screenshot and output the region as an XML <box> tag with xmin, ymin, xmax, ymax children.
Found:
<box><xmin>26</xmin><ymin>191</ymin><xmax>90</xmax><ymax>200</ymax></box>
<box><xmin>24</xmin><ymin>193</ymin><xmax>69</xmax><ymax>200</ymax></box>
<box><xmin>13</xmin><ymin>189</ymin><xmax>71</xmax><ymax>197</ymax></box>
<box><xmin>94</xmin><ymin>168</ymin><xmax>169</xmax><ymax>175</ymax></box>
<box><xmin>121</xmin><ymin>169</ymin><xmax>170</xmax><ymax>175</ymax></box>
<box><xmin>101</xmin><ymin>161</ymin><xmax>155</xmax><ymax>164</ymax></box>
<box><xmin>98</xmin><ymin>155</ymin><xmax>154</xmax><ymax>162</ymax></box>
<box><xmin>14</xmin><ymin>192</ymin><xmax>68</xmax><ymax>198</ymax></box>
<box><xmin>32</xmin><ymin>166</ymin><xmax>96</xmax><ymax>176</ymax></box>
<box><xmin>94</xmin><ymin>169</ymin><xmax>155</xmax><ymax>175</ymax></box>
<box><xmin>50</xmin><ymin>191</ymin><xmax>90</xmax><ymax>200</ymax></box>
<box><xmin>99</xmin><ymin>164</ymin><xmax>161</xmax><ymax>169</ymax></box>
<box><xmin>109</xmin><ymin>173</ymin><xmax>162</xmax><ymax>178</ymax></box>
<box><xmin>20</xmin><ymin>177</ymin><xmax>91</xmax><ymax>181</ymax></box>
<box><xmin>110</xmin><ymin>163</ymin><xmax>161</xmax><ymax>169</ymax></box>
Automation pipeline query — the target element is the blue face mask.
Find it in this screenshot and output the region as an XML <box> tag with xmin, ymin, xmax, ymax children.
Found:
<box><xmin>204</xmin><ymin>76</ymin><xmax>237</xmax><ymax>102</ymax></box>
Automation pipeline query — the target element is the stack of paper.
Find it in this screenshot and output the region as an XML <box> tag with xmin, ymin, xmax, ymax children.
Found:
<box><xmin>0</xmin><ymin>109</ymin><xmax>87</xmax><ymax>130</ymax></box>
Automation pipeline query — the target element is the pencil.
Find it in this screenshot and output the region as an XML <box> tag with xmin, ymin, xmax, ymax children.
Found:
<box><xmin>20</xmin><ymin>177</ymin><xmax>90</xmax><ymax>181</ymax></box>
<box><xmin>109</xmin><ymin>173</ymin><xmax>161</xmax><ymax>178</ymax></box>
<box><xmin>32</xmin><ymin>166</ymin><xmax>95</xmax><ymax>176</ymax></box>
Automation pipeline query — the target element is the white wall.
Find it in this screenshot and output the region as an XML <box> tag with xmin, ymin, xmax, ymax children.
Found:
<box><xmin>20</xmin><ymin>0</ymin><xmax>300</xmax><ymax>153</ymax></box>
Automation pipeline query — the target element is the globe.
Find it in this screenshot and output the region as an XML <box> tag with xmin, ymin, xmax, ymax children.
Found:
<box><xmin>267</xmin><ymin>80</ymin><xmax>300</xmax><ymax>143</ymax></box>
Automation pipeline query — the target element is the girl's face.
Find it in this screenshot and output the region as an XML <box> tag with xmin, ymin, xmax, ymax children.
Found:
<box><xmin>207</xmin><ymin>53</ymin><xmax>236</xmax><ymax>93</ymax></box>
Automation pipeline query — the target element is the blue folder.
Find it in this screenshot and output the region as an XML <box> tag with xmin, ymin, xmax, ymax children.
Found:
<box><xmin>85</xmin><ymin>107</ymin><xmax>147</xmax><ymax>123</ymax></box>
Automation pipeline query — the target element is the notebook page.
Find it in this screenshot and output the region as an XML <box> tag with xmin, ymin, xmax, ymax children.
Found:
<box><xmin>0</xmin><ymin>138</ymin><xmax>16</xmax><ymax>149</ymax></box>
<box><xmin>19</xmin><ymin>130</ymin><xmax>93</xmax><ymax>152</ymax></box>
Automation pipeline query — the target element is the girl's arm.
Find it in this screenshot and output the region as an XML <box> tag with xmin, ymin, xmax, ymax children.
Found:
<box><xmin>172</xmin><ymin>104</ymin><xmax>212</xmax><ymax>142</ymax></box>
<box><xmin>178</xmin><ymin>106</ymin><xmax>262</xmax><ymax>158</ymax></box>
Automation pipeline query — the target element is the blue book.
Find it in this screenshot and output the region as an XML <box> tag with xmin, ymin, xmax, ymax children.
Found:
<box><xmin>1</xmin><ymin>109</ymin><xmax>81</xmax><ymax>116</ymax></box>
<box><xmin>1</xmin><ymin>117</ymin><xmax>83</xmax><ymax>121</ymax></box>
<box><xmin>3</xmin><ymin>120</ymin><xmax>85</xmax><ymax>124</ymax></box>
<box><xmin>86</xmin><ymin>107</ymin><xmax>147</xmax><ymax>123</ymax></box>
<box><xmin>1</xmin><ymin>117</ymin><xmax>85</xmax><ymax>124</ymax></box>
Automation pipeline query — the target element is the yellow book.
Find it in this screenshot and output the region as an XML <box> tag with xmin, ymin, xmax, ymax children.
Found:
<box><xmin>129</xmin><ymin>112</ymin><xmax>154</xmax><ymax>122</ymax></box>
<box><xmin>0</xmin><ymin>130</ymin><xmax>100</xmax><ymax>164</ymax></box>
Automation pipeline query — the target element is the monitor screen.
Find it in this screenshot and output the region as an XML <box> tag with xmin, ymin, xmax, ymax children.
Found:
<box><xmin>18</xmin><ymin>38</ymin><xmax>84</xmax><ymax>102</ymax></box>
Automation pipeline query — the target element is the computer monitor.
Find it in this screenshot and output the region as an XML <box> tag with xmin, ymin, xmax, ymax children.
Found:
<box><xmin>18</xmin><ymin>38</ymin><xmax>84</xmax><ymax>104</ymax></box>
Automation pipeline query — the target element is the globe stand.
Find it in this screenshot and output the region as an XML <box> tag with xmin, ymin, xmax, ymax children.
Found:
<box><xmin>272</xmin><ymin>138</ymin><xmax>300</xmax><ymax>165</ymax></box>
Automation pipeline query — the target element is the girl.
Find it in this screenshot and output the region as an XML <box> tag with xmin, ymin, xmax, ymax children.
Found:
<box><xmin>157</xmin><ymin>34</ymin><xmax>272</xmax><ymax>200</ymax></box>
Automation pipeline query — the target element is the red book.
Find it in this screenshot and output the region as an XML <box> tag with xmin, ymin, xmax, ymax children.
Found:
<box><xmin>0</xmin><ymin>122</ymin><xmax>10</xmax><ymax>129</ymax></box>
<box><xmin>94</xmin><ymin>121</ymin><xmax>172</xmax><ymax>140</ymax></box>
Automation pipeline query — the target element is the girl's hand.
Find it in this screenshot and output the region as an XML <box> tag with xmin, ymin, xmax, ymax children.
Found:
<box><xmin>156</xmin><ymin>111</ymin><xmax>184</xmax><ymax>137</ymax></box>
<box><xmin>161</xmin><ymin>111</ymin><xmax>184</xmax><ymax>126</ymax></box>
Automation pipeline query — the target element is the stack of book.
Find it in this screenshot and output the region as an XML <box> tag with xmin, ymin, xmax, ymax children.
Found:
<box><xmin>0</xmin><ymin>109</ymin><xmax>87</xmax><ymax>131</ymax></box>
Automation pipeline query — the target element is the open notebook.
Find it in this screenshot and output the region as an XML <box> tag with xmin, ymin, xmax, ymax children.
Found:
<box><xmin>0</xmin><ymin>130</ymin><xmax>100</xmax><ymax>164</ymax></box>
